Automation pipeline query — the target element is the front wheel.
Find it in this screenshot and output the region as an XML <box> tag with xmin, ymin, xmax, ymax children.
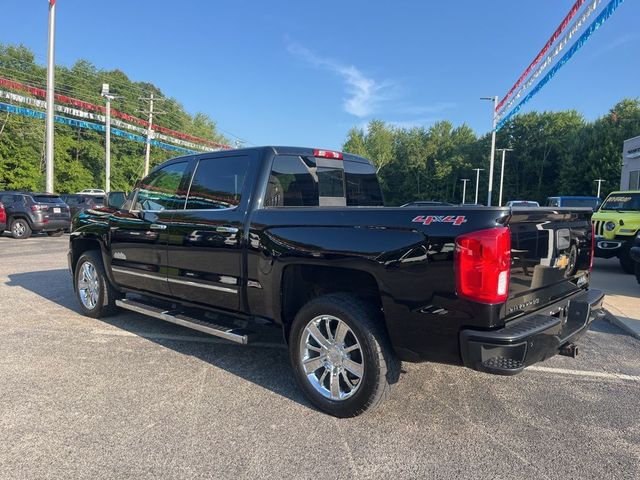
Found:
<box><xmin>74</xmin><ymin>251</ymin><xmax>119</xmax><ymax>318</ymax></box>
<box><xmin>289</xmin><ymin>293</ymin><xmax>400</xmax><ymax>417</ymax></box>
<box><xmin>619</xmin><ymin>249</ymin><xmax>636</xmax><ymax>274</ymax></box>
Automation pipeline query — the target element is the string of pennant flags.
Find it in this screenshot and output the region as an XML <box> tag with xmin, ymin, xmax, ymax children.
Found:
<box><xmin>0</xmin><ymin>76</ymin><xmax>231</xmax><ymax>151</ymax></box>
<box><xmin>495</xmin><ymin>0</ymin><xmax>625</xmax><ymax>131</ymax></box>
<box><xmin>0</xmin><ymin>101</ymin><xmax>197</xmax><ymax>155</ymax></box>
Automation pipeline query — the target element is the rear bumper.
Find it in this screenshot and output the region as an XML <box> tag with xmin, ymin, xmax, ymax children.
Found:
<box><xmin>460</xmin><ymin>289</ymin><xmax>605</xmax><ymax>375</ymax></box>
<box><xmin>32</xmin><ymin>219</ymin><xmax>71</xmax><ymax>232</ymax></box>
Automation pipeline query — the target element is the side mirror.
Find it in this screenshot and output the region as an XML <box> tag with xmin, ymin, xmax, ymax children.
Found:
<box><xmin>107</xmin><ymin>191</ymin><xmax>127</xmax><ymax>209</ymax></box>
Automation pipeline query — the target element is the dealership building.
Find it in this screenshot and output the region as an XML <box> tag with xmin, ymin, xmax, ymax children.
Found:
<box><xmin>621</xmin><ymin>135</ymin><xmax>640</xmax><ymax>190</ymax></box>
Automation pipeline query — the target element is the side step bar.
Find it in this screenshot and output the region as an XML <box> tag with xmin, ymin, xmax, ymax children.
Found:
<box><xmin>115</xmin><ymin>298</ymin><xmax>250</xmax><ymax>344</ymax></box>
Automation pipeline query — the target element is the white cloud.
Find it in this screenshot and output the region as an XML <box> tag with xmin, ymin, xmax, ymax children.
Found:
<box><xmin>287</xmin><ymin>42</ymin><xmax>388</xmax><ymax>118</ymax></box>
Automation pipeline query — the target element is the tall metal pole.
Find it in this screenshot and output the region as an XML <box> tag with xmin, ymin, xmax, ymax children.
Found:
<box><xmin>45</xmin><ymin>0</ymin><xmax>56</xmax><ymax>193</ymax></box>
<box><xmin>594</xmin><ymin>179</ymin><xmax>605</xmax><ymax>198</ymax></box>
<box><xmin>144</xmin><ymin>93</ymin><xmax>154</xmax><ymax>177</ymax></box>
<box><xmin>461</xmin><ymin>178</ymin><xmax>470</xmax><ymax>205</ymax></box>
<box><xmin>101</xmin><ymin>84</ymin><xmax>113</xmax><ymax>193</ymax></box>
<box><xmin>481</xmin><ymin>96</ymin><xmax>498</xmax><ymax>206</ymax></box>
<box><xmin>473</xmin><ymin>168</ymin><xmax>483</xmax><ymax>205</ymax></box>
<box><xmin>497</xmin><ymin>148</ymin><xmax>513</xmax><ymax>207</ymax></box>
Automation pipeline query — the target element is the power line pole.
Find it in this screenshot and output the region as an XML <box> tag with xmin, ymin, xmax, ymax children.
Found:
<box><xmin>101</xmin><ymin>84</ymin><xmax>115</xmax><ymax>193</ymax></box>
<box><xmin>460</xmin><ymin>178</ymin><xmax>470</xmax><ymax>205</ymax></box>
<box><xmin>496</xmin><ymin>148</ymin><xmax>514</xmax><ymax>207</ymax></box>
<box><xmin>139</xmin><ymin>94</ymin><xmax>166</xmax><ymax>177</ymax></box>
<box><xmin>45</xmin><ymin>0</ymin><xmax>56</xmax><ymax>193</ymax></box>
<box><xmin>594</xmin><ymin>179</ymin><xmax>605</xmax><ymax>198</ymax></box>
<box><xmin>473</xmin><ymin>168</ymin><xmax>484</xmax><ymax>205</ymax></box>
<box><xmin>481</xmin><ymin>96</ymin><xmax>498</xmax><ymax>206</ymax></box>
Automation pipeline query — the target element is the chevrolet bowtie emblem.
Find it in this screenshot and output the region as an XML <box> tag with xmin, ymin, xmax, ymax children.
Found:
<box><xmin>555</xmin><ymin>255</ymin><xmax>569</xmax><ymax>269</ymax></box>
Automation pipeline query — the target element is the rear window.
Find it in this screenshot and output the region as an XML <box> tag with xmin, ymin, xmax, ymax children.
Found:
<box><xmin>33</xmin><ymin>195</ymin><xmax>64</xmax><ymax>204</ymax></box>
<box><xmin>560</xmin><ymin>198</ymin><xmax>599</xmax><ymax>208</ymax></box>
<box><xmin>62</xmin><ymin>195</ymin><xmax>84</xmax><ymax>205</ymax></box>
<box><xmin>265</xmin><ymin>155</ymin><xmax>383</xmax><ymax>207</ymax></box>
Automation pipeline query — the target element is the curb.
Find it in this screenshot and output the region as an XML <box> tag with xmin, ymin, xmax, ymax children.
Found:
<box><xmin>603</xmin><ymin>307</ymin><xmax>640</xmax><ymax>340</ymax></box>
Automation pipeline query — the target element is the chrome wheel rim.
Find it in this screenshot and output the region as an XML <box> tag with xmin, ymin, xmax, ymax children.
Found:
<box><xmin>78</xmin><ymin>261</ymin><xmax>100</xmax><ymax>310</ymax></box>
<box><xmin>299</xmin><ymin>315</ymin><xmax>364</xmax><ymax>401</ymax></box>
<box><xmin>13</xmin><ymin>222</ymin><xmax>25</xmax><ymax>236</ymax></box>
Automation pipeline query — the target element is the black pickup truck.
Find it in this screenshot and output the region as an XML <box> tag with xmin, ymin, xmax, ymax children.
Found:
<box><xmin>69</xmin><ymin>146</ymin><xmax>605</xmax><ymax>417</ymax></box>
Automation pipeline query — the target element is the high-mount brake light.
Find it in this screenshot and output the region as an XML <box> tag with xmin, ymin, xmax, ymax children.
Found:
<box><xmin>454</xmin><ymin>227</ymin><xmax>511</xmax><ymax>304</ymax></box>
<box><xmin>313</xmin><ymin>149</ymin><xmax>343</xmax><ymax>160</ymax></box>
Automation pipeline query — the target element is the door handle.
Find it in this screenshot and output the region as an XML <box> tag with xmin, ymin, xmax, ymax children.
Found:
<box><xmin>149</xmin><ymin>224</ymin><xmax>167</xmax><ymax>230</ymax></box>
<box><xmin>216</xmin><ymin>226</ymin><xmax>239</xmax><ymax>234</ymax></box>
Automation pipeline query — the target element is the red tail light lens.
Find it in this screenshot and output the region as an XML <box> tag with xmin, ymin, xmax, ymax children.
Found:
<box><xmin>455</xmin><ymin>227</ymin><xmax>511</xmax><ymax>304</ymax></box>
<box><xmin>30</xmin><ymin>204</ymin><xmax>49</xmax><ymax>212</ymax></box>
<box><xmin>313</xmin><ymin>149</ymin><xmax>343</xmax><ymax>160</ymax></box>
<box><xmin>589</xmin><ymin>223</ymin><xmax>595</xmax><ymax>271</ymax></box>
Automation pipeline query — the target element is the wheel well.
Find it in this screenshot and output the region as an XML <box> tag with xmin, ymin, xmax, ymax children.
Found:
<box><xmin>70</xmin><ymin>237</ymin><xmax>101</xmax><ymax>275</ymax></box>
<box><xmin>281</xmin><ymin>264</ymin><xmax>384</xmax><ymax>340</ymax></box>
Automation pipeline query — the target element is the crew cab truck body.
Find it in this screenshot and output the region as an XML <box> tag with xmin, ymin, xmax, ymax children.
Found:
<box><xmin>69</xmin><ymin>146</ymin><xmax>604</xmax><ymax>417</ymax></box>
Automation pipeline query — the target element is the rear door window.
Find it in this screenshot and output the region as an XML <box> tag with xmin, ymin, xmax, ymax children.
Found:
<box><xmin>185</xmin><ymin>156</ymin><xmax>250</xmax><ymax>210</ymax></box>
<box><xmin>265</xmin><ymin>155</ymin><xmax>319</xmax><ymax>207</ymax></box>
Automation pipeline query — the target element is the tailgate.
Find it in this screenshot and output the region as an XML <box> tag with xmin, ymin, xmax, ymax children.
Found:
<box><xmin>506</xmin><ymin>208</ymin><xmax>593</xmax><ymax>320</ymax></box>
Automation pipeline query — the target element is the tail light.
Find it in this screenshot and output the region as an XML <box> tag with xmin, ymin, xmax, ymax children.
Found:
<box><xmin>589</xmin><ymin>223</ymin><xmax>595</xmax><ymax>271</ymax></box>
<box><xmin>31</xmin><ymin>204</ymin><xmax>49</xmax><ymax>212</ymax></box>
<box><xmin>455</xmin><ymin>227</ymin><xmax>511</xmax><ymax>304</ymax></box>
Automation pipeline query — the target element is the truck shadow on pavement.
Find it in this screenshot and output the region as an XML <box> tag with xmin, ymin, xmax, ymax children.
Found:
<box><xmin>6</xmin><ymin>268</ymin><xmax>316</xmax><ymax>412</ymax></box>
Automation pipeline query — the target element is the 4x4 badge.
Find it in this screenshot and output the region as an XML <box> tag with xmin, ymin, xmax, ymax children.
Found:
<box><xmin>412</xmin><ymin>215</ymin><xmax>467</xmax><ymax>226</ymax></box>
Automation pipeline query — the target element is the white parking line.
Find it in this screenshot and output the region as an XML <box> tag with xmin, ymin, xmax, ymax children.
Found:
<box><xmin>528</xmin><ymin>365</ymin><xmax>640</xmax><ymax>382</ymax></box>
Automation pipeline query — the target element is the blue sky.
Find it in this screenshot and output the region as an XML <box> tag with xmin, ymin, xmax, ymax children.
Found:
<box><xmin>0</xmin><ymin>0</ymin><xmax>638</xmax><ymax>149</ymax></box>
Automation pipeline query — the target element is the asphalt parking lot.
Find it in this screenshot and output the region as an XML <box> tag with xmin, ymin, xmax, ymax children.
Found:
<box><xmin>1</xmin><ymin>234</ymin><xmax>639</xmax><ymax>479</ymax></box>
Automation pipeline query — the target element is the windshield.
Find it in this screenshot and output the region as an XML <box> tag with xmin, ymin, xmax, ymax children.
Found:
<box><xmin>600</xmin><ymin>193</ymin><xmax>640</xmax><ymax>211</ymax></box>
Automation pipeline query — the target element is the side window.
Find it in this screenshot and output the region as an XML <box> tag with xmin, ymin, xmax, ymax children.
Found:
<box><xmin>134</xmin><ymin>161</ymin><xmax>188</xmax><ymax>211</ymax></box>
<box><xmin>265</xmin><ymin>155</ymin><xmax>319</xmax><ymax>207</ymax></box>
<box><xmin>185</xmin><ymin>156</ymin><xmax>250</xmax><ymax>210</ymax></box>
<box><xmin>344</xmin><ymin>160</ymin><xmax>384</xmax><ymax>206</ymax></box>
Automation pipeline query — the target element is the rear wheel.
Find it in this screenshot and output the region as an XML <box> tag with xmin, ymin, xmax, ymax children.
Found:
<box><xmin>10</xmin><ymin>218</ymin><xmax>31</xmax><ymax>239</ymax></box>
<box><xmin>74</xmin><ymin>251</ymin><xmax>119</xmax><ymax>318</ymax></box>
<box><xmin>289</xmin><ymin>293</ymin><xmax>400</xmax><ymax>417</ymax></box>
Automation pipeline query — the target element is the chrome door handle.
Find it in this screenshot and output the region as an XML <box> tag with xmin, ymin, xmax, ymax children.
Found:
<box><xmin>149</xmin><ymin>224</ymin><xmax>167</xmax><ymax>230</ymax></box>
<box><xmin>216</xmin><ymin>226</ymin><xmax>239</xmax><ymax>234</ymax></box>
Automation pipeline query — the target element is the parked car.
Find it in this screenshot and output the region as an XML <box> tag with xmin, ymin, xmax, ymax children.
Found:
<box><xmin>0</xmin><ymin>191</ymin><xmax>71</xmax><ymax>239</ymax></box>
<box><xmin>61</xmin><ymin>194</ymin><xmax>105</xmax><ymax>218</ymax></box>
<box><xmin>401</xmin><ymin>200</ymin><xmax>453</xmax><ymax>207</ymax></box>
<box><xmin>76</xmin><ymin>188</ymin><xmax>106</xmax><ymax>196</ymax></box>
<box><xmin>69</xmin><ymin>146</ymin><xmax>604</xmax><ymax>417</ymax></box>
<box><xmin>591</xmin><ymin>190</ymin><xmax>640</xmax><ymax>274</ymax></box>
<box><xmin>506</xmin><ymin>200</ymin><xmax>540</xmax><ymax>207</ymax></box>
<box><xmin>546</xmin><ymin>196</ymin><xmax>600</xmax><ymax>210</ymax></box>
<box><xmin>0</xmin><ymin>200</ymin><xmax>6</xmax><ymax>232</ymax></box>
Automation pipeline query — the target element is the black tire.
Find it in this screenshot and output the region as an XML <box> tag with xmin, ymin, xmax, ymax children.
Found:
<box><xmin>619</xmin><ymin>249</ymin><xmax>635</xmax><ymax>275</ymax></box>
<box><xmin>635</xmin><ymin>261</ymin><xmax>640</xmax><ymax>285</ymax></box>
<box><xmin>74</xmin><ymin>250</ymin><xmax>120</xmax><ymax>318</ymax></box>
<box><xmin>10</xmin><ymin>218</ymin><xmax>32</xmax><ymax>239</ymax></box>
<box><xmin>47</xmin><ymin>230</ymin><xmax>64</xmax><ymax>237</ymax></box>
<box><xmin>289</xmin><ymin>293</ymin><xmax>400</xmax><ymax>418</ymax></box>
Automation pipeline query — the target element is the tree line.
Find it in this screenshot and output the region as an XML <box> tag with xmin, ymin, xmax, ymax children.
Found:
<box><xmin>343</xmin><ymin>99</ymin><xmax>640</xmax><ymax>206</ymax></box>
<box><xmin>0</xmin><ymin>44</ymin><xmax>228</xmax><ymax>193</ymax></box>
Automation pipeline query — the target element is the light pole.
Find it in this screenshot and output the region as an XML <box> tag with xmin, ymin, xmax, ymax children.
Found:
<box><xmin>473</xmin><ymin>168</ymin><xmax>484</xmax><ymax>205</ymax></box>
<box><xmin>460</xmin><ymin>179</ymin><xmax>470</xmax><ymax>205</ymax></box>
<box><xmin>45</xmin><ymin>0</ymin><xmax>56</xmax><ymax>192</ymax></box>
<box><xmin>496</xmin><ymin>148</ymin><xmax>514</xmax><ymax>206</ymax></box>
<box><xmin>101</xmin><ymin>84</ymin><xmax>115</xmax><ymax>193</ymax></box>
<box><xmin>594</xmin><ymin>179</ymin><xmax>605</xmax><ymax>198</ymax></box>
<box><xmin>481</xmin><ymin>96</ymin><xmax>498</xmax><ymax>206</ymax></box>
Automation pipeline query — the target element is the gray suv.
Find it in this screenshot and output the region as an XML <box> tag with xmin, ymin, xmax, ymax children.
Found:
<box><xmin>0</xmin><ymin>191</ymin><xmax>71</xmax><ymax>239</ymax></box>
